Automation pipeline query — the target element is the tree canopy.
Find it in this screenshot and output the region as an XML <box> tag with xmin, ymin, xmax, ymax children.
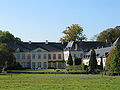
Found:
<box><xmin>96</xmin><ymin>26</ymin><xmax>120</xmax><ymax>43</ymax></box>
<box><xmin>105</xmin><ymin>48</ymin><xmax>114</xmax><ymax>70</ymax></box>
<box><xmin>89</xmin><ymin>48</ymin><xmax>97</xmax><ymax>73</ymax></box>
<box><xmin>110</xmin><ymin>43</ymin><xmax>120</xmax><ymax>72</ymax></box>
<box><xmin>60</xmin><ymin>24</ymin><xmax>87</xmax><ymax>42</ymax></box>
<box><xmin>0</xmin><ymin>43</ymin><xmax>15</xmax><ymax>72</ymax></box>
<box><xmin>0</xmin><ymin>30</ymin><xmax>21</xmax><ymax>43</ymax></box>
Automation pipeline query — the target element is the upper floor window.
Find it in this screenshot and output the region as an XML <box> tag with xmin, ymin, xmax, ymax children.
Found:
<box><xmin>74</xmin><ymin>54</ymin><xmax>76</xmax><ymax>58</ymax></box>
<box><xmin>80</xmin><ymin>53</ymin><xmax>83</xmax><ymax>58</ymax></box>
<box><xmin>58</xmin><ymin>54</ymin><xmax>62</xmax><ymax>59</ymax></box>
<box><xmin>16</xmin><ymin>54</ymin><xmax>20</xmax><ymax>60</ymax></box>
<box><xmin>22</xmin><ymin>54</ymin><xmax>25</xmax><ymax>59</ymax></box>
<box><xmin>27</xmin><ymin>54</ymin><xmax>31</xmax><ymax>60</ymax></box>
<box><xmin>38</xmin><ymin>54</ymin><xmax>41</xmax><ymax>59</ymax></box>
<box><xmin>53</xmin><ymin>54</ymin><xmax>56</xmax><ymax>59</ymax></box>
<box><xmin>32</xmin><ymin>54</ymin><xmax>35</xmax><ymax>59</ymax></box>
<box><xmin>105</xmin><ymin>52</ymin><xmax>108</xmax><ymax>56</ymax></box>
<box><xmin>44</xmin><ymin>54</ymin><xmax>47</xmax><ymax>59</ymax></box>
<box><xmin>48</xmin><ymin>54</ymin><xmax>51</xmax><ymax>59</ymax></box>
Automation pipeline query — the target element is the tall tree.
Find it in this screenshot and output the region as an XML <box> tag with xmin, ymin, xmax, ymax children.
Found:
<box><xmin>105</xmin><ymin>48</ymin><xmax>114</xmax><ymax>70</ymax></box>
<box><xmin>0</xmin><ymin>30</ymin><xmax>21</xmax><ymax>43</ymax></box>
<box><xmin>96</xmin><ymin>26</ymin><xmax>120</xmax><ymax>43</ymax></box>
<box><xmin>110</xmin><ymin>43</ymin><xmax>120</xmax><ymax>72</ymax></box>
<box><xmin>67</xmin><ymin>53</ymin><xmax>73</xmax><ymax>65</ymax></box>
<box><xmin>89</xmin><ymin>48</ymin><xmax>97</xmax><ymax>72</ymax></box>
<box><xmin>0</xmin><ymin>43</ymin><xmax>15</xmax><ymax>72</ymax></box>
<box><xmin>100</xmin><ymin>58</ymin><xmax>103</xmax><ymax>70</ymax></box>
<box><xmin>60</xmin><ymin>24</ymin><xmax>87</xmax><ymax>42</ymax></box>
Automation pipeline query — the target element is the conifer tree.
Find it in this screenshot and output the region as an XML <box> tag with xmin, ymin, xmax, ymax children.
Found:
<box><xmin>67</xmin><ymin>53</ymin><xmax>73</xmax><ymax>65</ymax></box>
<box><xmin>105</xmin><ymin>48</ymin><xmax>114</xmax><ymax>70</ymax></box>
<box><xmin>110</xmin><ymin>43</ymin><xmax>120</xmax><ymax>72</ymax></box>
<box><xmin>100</xmin><ymin>58</ymin><xmax>103</xmax><ymax>70</ymax></box>
<box><xmin>89</xmin><ymin>48</ymin><xmax>97</xmax><ymax>72</ymax></box>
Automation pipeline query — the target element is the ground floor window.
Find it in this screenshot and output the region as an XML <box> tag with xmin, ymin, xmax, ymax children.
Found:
<box><xmin>53</xmin><ymin>62</ymin><xmax>56</xmax><ymax>68</ymax></box>
<box><xmin>37</xmin><ymin>62</ymin><xmax>41</xmax><ymax>68</ymax></box>
<box><xmin>32</xmin><ymin>62</ymin><xmax>36</xmax><ymax>69</ymax></box>
<box><xmin>22</xmin><ymin>62</ymin><xmax>25</xmax><ymax>68</ymax></box>
<box><xmin>44</xmin><ymin>62</ymin><xmax>47</xmax><ymax>69</ymax></box>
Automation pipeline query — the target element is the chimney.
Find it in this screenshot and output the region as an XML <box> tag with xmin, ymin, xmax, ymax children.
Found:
<box><xmin>74</xmin><ymin>43</ymin><xmax>78</xmax><ymax>50</ymax></box>
<box><xmin>45</xmin><ymin>40</ymin><xmax>48</xmax><ymax>44</ymax></box>
<box><xmin>97</xmin><ymin>47</ymin><xmax>99</xmax><ymax>49</ymax></box>
<box><xmin>106</xmin><ymin>39</ymin><xmax>108</xmax><ymax>43</ymax></box>
<box><xmin>29</xmin><ymin>41</ymin><xmax>31</xmax><ymax>44</ymax></box>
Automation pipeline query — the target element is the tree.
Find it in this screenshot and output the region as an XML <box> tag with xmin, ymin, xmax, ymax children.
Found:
<box><xmin>60</xmin><ymin>24</ymin><xmax>87</xmax><ymax>42</ymax></box>
<box><xmin>89</xmin><ymin>48</ymin><xmax>97</xmax><ymax>73</ymax></box>
<box><xmin>0</xmin><ymin>43</ymin><xmax>15</xmax><ymax>72</ymax></box>
<box><xmin>67</xmin><ymin>53</ymin><xmax>73</xmax><ymax>65</ymax></box>
<box><xmin>105</xmin><ymin>48</ymin><xmax>114</xmax><ymax>70</ymax></box>
<box><xmin>0</xmin><ymin>30</ymin><xmax>21</xmax><ymax>43</ymax></box>
<box><xmin>96</xmin><ymin>26</ymin><xmax>120</xmax><ymax>43</ymax></box>
<box><xmin>100</xmin><ymin>58</ymin><xmax>103</xmax><ymax>70</ymax></box>
<box><xmin>110</xmin><ymin>43</ymin><xmax>120</xmax><ymax>72</ymax></box>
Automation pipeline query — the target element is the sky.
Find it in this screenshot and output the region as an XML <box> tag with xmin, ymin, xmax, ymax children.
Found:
<box><xmin>0</xmin><ymin>0</ymin><xmax>120</xmax><ymax>42</ymax></box>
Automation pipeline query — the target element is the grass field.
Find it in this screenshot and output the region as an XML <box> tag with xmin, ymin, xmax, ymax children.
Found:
<box><xmin>0</xmin><ymin>74</ymin><xmax>120</xmax><ymax>90</ymax></box>
<box><xmin>7</xmin><ymin>69</ymin><xmax>86</xmax><ymax>72</ymax></box>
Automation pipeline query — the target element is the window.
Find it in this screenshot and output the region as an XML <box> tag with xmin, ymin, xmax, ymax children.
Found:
<box><xmin>22</xmin><ymin>62</ymin><xmax>25</xmax><ymax>67</ymax></box>
<box><xmin>44</xmin><ymin>54</ymin><xmax>47</xmax><ymax>59</ymax></box>
<box><xmin>27</xmin><ymin>62</ymin><xmax>30</xmax><ymax>67</ymax></box>
<box><xmin>74</xmin><ymin>54</ymin><xmax>76</xmax><ymax>58</ymax></box>
<box><xmin>48</xmin><ymin>54</ymin><xmax>51</xmax><ymax>59</ymax></box>
<box><xmin>105</xmin><ymin>52</ymin><xmax>108</xmax><ymax>56</ymax></box>
<box><xmin>48</xmin><ymin>62</ymin><xmax>51</xmax><ymax>68</ymax></box>
<box><xmin>53</xmin><ymin>54</ymin><xmax>56</xmax><ymax>59</ymax></box>
<box><xmin>53</xmin><ymin>62</ymin><xmax>56</xmax><ymax>68</ymax></box>
<box><xmin>58</xmin><ymin>54</ymin><xmax>62</xmax><ymax>59</ymax></box>
<box><xmin>32</xmin><ymin>62</ymin><xmax>35</xmax><ymax>69</ymax></box>
<box><xmin>58</xmin><ymin>62</ymin><xmax>62</xmax><ymax>69</ymax></box>
<box><xmin>16</xmin><ymin>54</ymin><xmax>20</xmax><ymax>60</ymax></box>
<box><xmin>32</xmin><ymin>54</ymin><xmax>35</xmax><ymax>59</ymax></box>
<box><xmin>22</xmin><ymin>54</ymin><xmax>25</xmax><ymax>59</ymax></box>
<box><xmin>27</xmin><ymin>54</ymin><xmax>31</xmax><ymax>60</ymax></box>
<box><xmin>80</xmin><ymin>53</ymin><xmax>83</xmax><ymax>58</ymax></box>
<box><xmin>44</xmin><ymin>62</ymin><xmax>47</xmax><ymax>69</ymax></box>
<box><xmin>38</xmin><ymin>54</ymin><xmax>41</xmax><ymax>59</ymax></box>
<box><xmin>97</xmin><ymin>54</ymin><xmax>99</xmax><ymax>57</ymax></box>
<box><xmin>37</xmin><ymin>62</ymin><xmax>41</xmax><ymax>68</ymax></box>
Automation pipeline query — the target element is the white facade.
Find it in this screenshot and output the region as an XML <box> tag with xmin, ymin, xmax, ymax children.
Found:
<box><xmin>82</xmin><ymin>57</ymin><xmax>106</xmax><ymax>69</ymax></box>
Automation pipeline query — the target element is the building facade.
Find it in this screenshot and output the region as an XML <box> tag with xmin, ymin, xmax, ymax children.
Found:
<box><xmin>8</xmin><ymin>39</ymin><xmax>113</xmax><ymax>69</ymax></box>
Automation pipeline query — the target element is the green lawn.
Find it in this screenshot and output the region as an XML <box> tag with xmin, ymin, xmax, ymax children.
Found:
<box><xmin>0</xmin><ymin>74</ymin><xmax>120</xmax><ymax>90</ymax></box>
<box><xmin>7</xmin><ymin>69</ymin><xmax>86</xmax><ymax>72</ymax></box>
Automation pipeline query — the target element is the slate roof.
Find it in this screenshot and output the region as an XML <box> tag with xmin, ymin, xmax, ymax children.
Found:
<box><xmin>65</xmin><ymin>41</ymin><xmax>111</xmax><ymax>52</ymax></box>
<box><xmin>86</xmin><ymin>46</ymin><xmax>113</xmax><ymax>58</ymax></box>
<box><xmin>113</xmin><ymin>37</ymin><xmax>120</xmax><ymax>49</ymax></box>
<box><xmin>8</xmin><ymin>41</ymin><xmax>67</xmax><ymax>52</ymax></box>
<box><xmin>8</xmin><ymin>40</ymin><xmax>111</xmax><ymax>53</ymax></box>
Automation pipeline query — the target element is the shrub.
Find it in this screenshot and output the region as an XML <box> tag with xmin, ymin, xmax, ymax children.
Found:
<box><xmin>56</xmin><ymin>69</ymin><xmax>60</xmax><ymax>72</ymax></box>
<box><xmin>101</xmin><ymin>71</ymin><xmax>120</xmax><ymax>76</ymax></box>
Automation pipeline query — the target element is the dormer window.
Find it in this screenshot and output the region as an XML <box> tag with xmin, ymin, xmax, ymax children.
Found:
<box><xmin>105</xmin><ymin>52</ymin><xmax>108</xmax><ymax>56</ymax></box>
<box><xmin>97</xmin><ymin>54</ymin><xmax>99</xmax><ymax>57</ymax></box>
<box><xmin>16</xmin><ymin>48</ymin><xmax>20</xmax><ymax>52</ymax></box>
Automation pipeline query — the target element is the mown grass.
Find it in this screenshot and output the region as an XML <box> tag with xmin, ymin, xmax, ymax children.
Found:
<box><xmin>0</xmin><ymin>74</ymin><xmax>120</xmax><ymax>90</ymax></box>
<box><xmin>7</xmin><ymin>69</ymin><xmax>86</xmax><ymax>72</ymax></box>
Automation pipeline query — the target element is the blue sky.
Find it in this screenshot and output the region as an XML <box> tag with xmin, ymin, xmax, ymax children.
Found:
<box><xmin>0</xmin><ymin>0</ymin><xmax>120</xmax><ymax>42</ymax></box>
